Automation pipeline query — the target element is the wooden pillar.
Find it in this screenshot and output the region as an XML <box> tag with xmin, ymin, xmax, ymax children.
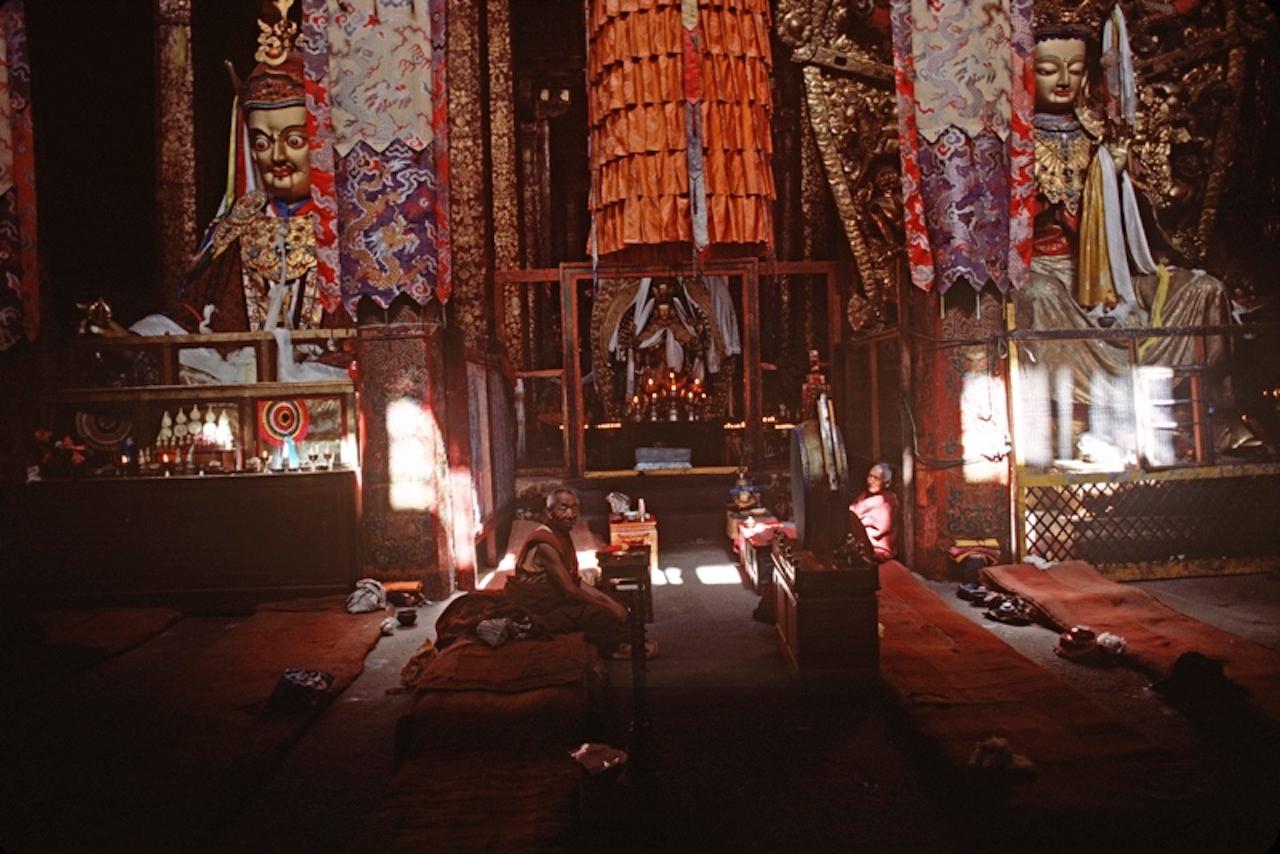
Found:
<box><xmin>444</xmin><ymin>0</ymin><xmax>490</xmax><ymax>585</ymax></box>
<box><xmin>904</xmin><ymin>286</ymin><xmax>1011</xmax><ymax>577</ymax></box>
<box><xmin>154</xmin><ymin>0</ymin><xmax>197</xmax><ymax>303</ymax></box>
<box><xmin>356</xmin><ymin>300</ymin><xmax>454</xmax><ymax>599</ymax></box>
<box><xmin>487</xmin><ymin>0</ymin><xmax>519</xmax><ymax>273</ymax></box>
<box><xmin>447</xmin><ymin>0</ymin><xmax>489</xmax><ymax>356</ymax></box>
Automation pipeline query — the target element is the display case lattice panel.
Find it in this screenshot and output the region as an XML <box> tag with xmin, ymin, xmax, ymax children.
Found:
<box><xmin>1024</xmin><ymin>475</ymin><xmax>1280</xmax><ymax>565</ymax></box>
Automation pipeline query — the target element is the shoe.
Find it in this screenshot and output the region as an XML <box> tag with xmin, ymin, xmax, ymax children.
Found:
<box><xmin>973</xmin><ymin>591</ymin><xmax>1006</xmax><ymax>609</ymax></box>
<box><xmin>611</xmin><ymin>640</ymin><xmax>660</xmax><ymax>660</ymax></box>
<box><xmin>985</xmin><ymin>598</ymin><xmax>1032</xmax><ymax>626</ymax></box>
<box><xmin>956</xmin><ymin>582</ymin><xmax>988</xmax><ymax>602</ymax></box>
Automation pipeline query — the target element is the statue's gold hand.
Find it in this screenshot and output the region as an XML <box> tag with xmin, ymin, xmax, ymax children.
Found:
<box><xmin>1107</xmin><ymin>139</ymin><xmax>1130</xmax><ymax>174</ymax></box>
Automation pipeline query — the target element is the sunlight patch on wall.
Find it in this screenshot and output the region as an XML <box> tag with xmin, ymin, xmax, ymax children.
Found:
<box><xmin>961</xmin><ymin>372</ymin><xmax>1010</xmax><ymax>484</ymax></box>
<box><xmin>387</xmin><ymin>398</ymin><xmax>438</xmax><ymax>511</ymax></box>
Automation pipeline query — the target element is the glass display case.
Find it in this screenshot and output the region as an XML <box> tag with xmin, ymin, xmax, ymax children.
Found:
<box><xmin>19</xmin><ymin>333</ymin><xmax>362</xmax><ymax>600</ymax></box>
<box><xmin>39</xmin><ymin>331</ymin><xmax>358</xmax><ymax>478</ymax></box>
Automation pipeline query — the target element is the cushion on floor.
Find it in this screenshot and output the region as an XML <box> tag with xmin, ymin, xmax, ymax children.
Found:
<box><xmin>352</xmin><ymin>757</ymin><xmax>582</xmax><ymax>854</ymax></box>
<box><xmin>396</xmin><ymin>632</ymin><xmax>603</xmax><ymax>764</ymax></box>
<box><xmin>979</xmin><ymin>560</ymin><xmax>1280</xmax><ymax>721</ymax></box>
<box><xmin>878</xmin><ymin>560</ymin><xmax>1196</xmax><ymax>814</ymax></box>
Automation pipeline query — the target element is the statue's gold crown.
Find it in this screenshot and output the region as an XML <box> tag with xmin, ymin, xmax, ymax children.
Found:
<box><xmin>255</xmin><ymin>0</ymin><xmax>299</xmax><ymax>67</ymax></box>
<box><xmin>1033</xmin><ymin>0</ymin><xmax>1106</xmax><ymax>42</ymax></box>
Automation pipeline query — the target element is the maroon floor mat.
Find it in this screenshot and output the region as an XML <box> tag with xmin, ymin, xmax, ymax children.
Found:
<box><xmin>980</xmin><ymin>561</ymin><xmax>1280</xmax><ymax>721</ymax></box>
<box><xmin>0</xmin><ymin>604</ymin><xmax>386</xmax><ymax>853</ymax></box>
<box><xmin>878</xmin><ymin>560</ymin><xmax>1195</xmax><ymax>814</ymax></box>
<box><xmin>354</xmin><ymin>758</ymin><xmax>582</xmax><ymax>854</ymax></box>
<box><xmin>1</xmin><ymin>606</ymin><xmax>184</xmax><ymax>698</ymax></box>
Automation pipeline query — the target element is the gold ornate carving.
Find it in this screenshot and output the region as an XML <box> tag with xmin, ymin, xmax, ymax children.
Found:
<box><xmin>1034</xmin><ymin>126</ymin><xmax>1093</xmax><ymax>214</ymax></box>
<box><xmin>255</xmin><ymin>0</ymin><xmax>299</xmax><ymax>66</ymax></box>
<box><xmin>487</xmin><ymin>0</ymin><xmax>519</xmax><ymax>273</ymax></box>
<box><xmin>1118</xmin><ymin>0</ymin><xmax>1267</xmax><ymax>264</ymax></box>
<box><xmin>231</xmin><ymin>195</ymin><xmax>317</xmax><ymax>284</ymax></box>
<box><xmin>155</xmin><ymin>0</ymin><xmax>196</xmax><ymax>303</ymax></box>
<box><xmin>500</xmin><ymin>280</ymin><xmax>526</xmax><ymax>370</ymax></box>
<box><xmin>803</xmin><ymin>66</ymin><xmax>898</xmax><ymax>331</ymax></box>
<box><xmin>797</xmin><ymin>96</ymin><xmax>826</xmax><ymax>262</ymax></box>
<box><xmin>448</xmin><ymin>0</ymin><xmax>489</xmax><ymax>354</ymax></box>
<box><xmin>777</xmin><ymin>0</ymin><xmax>893</xmax><ymax>73</ymax></box>
<box><xmin>780</xmin><ymin>0</ymin><xmax>900</xmax><ymax>336</ymax></box>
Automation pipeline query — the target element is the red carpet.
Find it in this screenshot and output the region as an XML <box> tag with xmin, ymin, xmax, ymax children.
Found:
<box><xmin>980</xmin><ymin>561</ymin><xmax>1280</xmax><ymax>720</ymax></box>
<box><xmin>353</xmin><ymin>757</ymin><xmax>582</xmax><ymax>853</ymax></box>
<box><xmin>1</xmin><ymin>606</ymin><xmax>184</xmax><ymax>698</ymax></box>
<box><xmin>878</xmin><ymin>560</ymin><xmax>1195</xmax><ymax>814</ymax></box>
<box><xmin>0</xmin><ymin>602</ymin><xmax>387</xmax><ymax>853</ymax></box>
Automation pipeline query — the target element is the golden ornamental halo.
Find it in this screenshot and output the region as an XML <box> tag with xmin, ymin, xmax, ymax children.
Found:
<box><xmin>255</xmin><ymin>0</ymin><xmax>299</xmax><ymax>67</ymax></box>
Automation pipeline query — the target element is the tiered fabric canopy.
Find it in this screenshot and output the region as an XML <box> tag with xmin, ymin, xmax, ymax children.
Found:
<box><xmin>587</xmin><ymin>0</ymin><xmax>774</xmax><ymax>256</ymax></box>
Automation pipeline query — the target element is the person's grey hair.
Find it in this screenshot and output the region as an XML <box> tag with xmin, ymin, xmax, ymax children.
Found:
<box><xmin>871</xmin><ymin>463</ymin><xmax>893</xmax><ymax>487</ymax></box>
<box><xmin>545</xmin><ymin>486</ymin><xmax>577</xmax><ymax>509</ymax></box>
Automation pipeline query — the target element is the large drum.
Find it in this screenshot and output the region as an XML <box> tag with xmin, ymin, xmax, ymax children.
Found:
<box><xmin>790</xmin><ymin>395</ymin><xmax>850</xmax><ymax>555</ymax></box>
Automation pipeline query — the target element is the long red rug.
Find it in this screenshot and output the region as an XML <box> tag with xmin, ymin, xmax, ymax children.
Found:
<box><xmin>878</xmin><ymin>560</ymin><xmax>1194</xmax><ymax>815</ymax></box>
<box><xmin>980</xmin><ymin>561</ymin><xmax>1280</xmax><ymax>721</ymax></box>
<box><xmin>0</xmin><ymin>602</ymin><xmax>386</xmax><ymax>853</ymax></box>
<box><xmin>1</xmin><ymin>606</ymin><xmax>184</xmax><ymax>699</ymax></box>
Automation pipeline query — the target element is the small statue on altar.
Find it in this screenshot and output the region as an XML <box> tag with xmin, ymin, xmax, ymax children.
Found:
<box><xmin>1014</xmin><ymin>1</ymin><xmax>1232</xmax><ymax>383</ymax></box>
<box><xmin>614</xmin><ymin>278</ymin><xmax>720</xmax><ymax>421</ymax></box>
<box><xmin>594</xmin><ymin>273</ymin><xmax>740</xmax><ymax>422</ymax></box>
<box><xmin>729</xmin><ymin>467</ymin><xmax>759</xmax><ymax>511</ymax></box>
<box><xmin>799</xmin><ymin>349</ymin><xmax>831</xmax><ymax>421</ymax></box>
<box><xmin>629</xmin><ymin>279</ymin><xmax>707</xmax><ymax>383</ymax></box>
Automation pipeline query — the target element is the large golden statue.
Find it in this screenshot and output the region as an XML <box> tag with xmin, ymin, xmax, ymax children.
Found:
<box><xmin>97</xmin><ymin>1</ymin><xmax>346</xmax><ymax>383</ymax></box>
<box><xmin>1013</xmin><ymin>1</ymin><xmax>1232</xmax><ymax>395</ymax></box>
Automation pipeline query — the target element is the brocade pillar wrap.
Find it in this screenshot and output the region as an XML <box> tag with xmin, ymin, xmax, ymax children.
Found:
<box><xmin>586</xmin><ymin>0</ymin><xmax>775</xmax><ymax>256</ymax></box>
<box><xmin>889</xmin><ymin>0</ymin><xmax>1034</xmax><ymax>295</ymax></box>
<box><xmin>356</xmin><ymin>302</ymin><xmax>454</xmax><ymax>597</ymax></box>
<box><xmin>303</xmin><ymin>0</ymin><xmax>457</xmax><ymax>593</ymax></box>
<box><xmin>301</xmin><ymin>0</ymin><xmax>451</xmax><ymax>317</ymax></box>
<box><xmin>0</xmin><ymin>0</ymin><xmax>36</xmax><ymax>351</ymax></box>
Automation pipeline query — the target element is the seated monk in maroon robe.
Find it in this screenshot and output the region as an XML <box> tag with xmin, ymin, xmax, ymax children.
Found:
<box><xmin>849</xmin><ymin>463</ymin><xmax>899</xmax><ymax>563</ymax></box>
<box><xmin>503</xmin><ymin>488</ymin><xmax>628</xmax><ymax>655</ymax></box>
<box><xmin>435</xmin><ymin>488</ymin><xmax>627</xmax><ymax>657</ymax></box>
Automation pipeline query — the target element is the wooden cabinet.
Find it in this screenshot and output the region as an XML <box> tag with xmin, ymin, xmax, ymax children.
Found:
<box><xmin>17</xmin><ymin>470</ymin><xmax>359</xmax><ymax>603</ymax></box>
<box><xmin>771</xmin><ymin>540</ymin><xmax>879</xmax><ymax>686</ymax></box>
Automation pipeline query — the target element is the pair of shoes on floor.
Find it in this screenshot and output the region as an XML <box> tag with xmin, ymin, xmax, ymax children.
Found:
<box><xmin>956</xmin><ymin>582</ymin><xmax>989</xmax><ymax>602</ymax></box>
<box><xmin>611</xmin><ymin>639</ymin><xmax>660</xmax><ymax>660</ymax></box>
<box><xmin>984</xmin><ymin>595</ymin><xmax>1034</xmax><ymax>626</ymax></box>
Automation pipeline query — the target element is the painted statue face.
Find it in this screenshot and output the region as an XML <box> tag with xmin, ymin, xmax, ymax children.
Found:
<box><xmin>1034</xmin><ymin>38</ymin><xmax>1088</xmax><ymax>113</ymax></box>
<box><xmin>247</xmin><ymin>105</ymin><xmax>311</xmax><ymax>203</ymax></box>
